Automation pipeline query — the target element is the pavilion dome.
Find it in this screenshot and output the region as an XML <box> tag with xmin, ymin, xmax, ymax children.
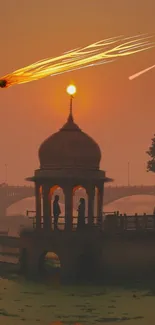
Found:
<box><xmin>38</xmin><ymin>113</ymin><xmax>101</xmax><ymax>170</ymax></box>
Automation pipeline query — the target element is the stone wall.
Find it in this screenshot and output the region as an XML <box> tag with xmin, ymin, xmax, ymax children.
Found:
<box><xmin>101</xmin><ymin>232</ymin><xmax>155</xmax><ymax>281</ymax></box>
<box><xmin>19</xmin><ymin>229</ymin><xmax>155</xmax><ymax>283</ymax></box>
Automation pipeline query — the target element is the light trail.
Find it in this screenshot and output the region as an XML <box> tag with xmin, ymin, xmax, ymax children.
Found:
<box><xmin>0</xmin><ymin>34</ymin><xmax>154</xmax><ymax>88</ymax></box>
<box><xmin>129</xmin><ymin>64</ymin><xmax>155</xmax><ymax>80</ymax></box>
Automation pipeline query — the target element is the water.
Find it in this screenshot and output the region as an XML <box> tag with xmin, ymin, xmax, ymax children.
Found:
<box><xmin>0</xmin><ymin>277</ymin><xmax>155</xmax><ymax>325</ymax></box>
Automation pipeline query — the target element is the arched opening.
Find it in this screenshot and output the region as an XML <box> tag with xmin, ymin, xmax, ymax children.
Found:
<box><xmin>38</xmin><ymin>251</ymin><xmax>61</xmax><ymax>281</ymax></box>
<box><xmin>73</xmin><ymin>186</ymin><xmax>88</xmax><ymax>230</ymax></box>
<box><xmin>6</xmin><ymin>198</ymin><xmax>36</xmax><ymax>236</ymax></box>
<box><xmin>50</xmin><ymin>185</ymin><xmax>65</xmax><ymax>230</ymax></box>
<box><xmin>104</xmin><ymin>195</ymin><xmax>155</xmax><ymax>230</ymax></box>
<box><xmin>104</xmin><ymin>195</ymin><xmax>155</xmax><ymax>216</ymax></box>
<box><xmin>7</xmin><ymin>197</ymin><xmax>35</xmax><ymax>217</ymax></box>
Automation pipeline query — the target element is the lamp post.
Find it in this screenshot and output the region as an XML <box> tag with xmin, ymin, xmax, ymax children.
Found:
<box><xmin>5</xmin><ymin>164</ymin><xmax>8</xmax><ymax>184</ymax></box>
<box><xmin>128</xmin><ymin>161</ymin><xmax>130</xmax><ymax>187</ymax></box>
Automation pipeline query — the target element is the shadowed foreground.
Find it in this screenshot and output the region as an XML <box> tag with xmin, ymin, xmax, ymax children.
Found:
<box><xmin>1</xmin><ymin>262</ymin><xmax>155</xmax><ymax>325</ymax></box>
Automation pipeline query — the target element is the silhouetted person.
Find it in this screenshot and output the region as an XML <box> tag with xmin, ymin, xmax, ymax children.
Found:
<box><xmin>53</xmin><ymin>195</ymin><xmax>61</xmax><ymax>229</ymax></box>
<box><xmin>77</xmin><ymin>198</ymin><xmax>85</xmax><ymax>229</ymax></box>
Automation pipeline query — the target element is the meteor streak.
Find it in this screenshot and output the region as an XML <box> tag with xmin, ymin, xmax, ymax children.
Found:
<box><xmin>0</xmin><ymin>34</ymin><xmax>154</xmax><ymax>88</ymax></box>
<box><xmin>129</xmin><ymin>64</ymin><xmax>155</xmax><ymax>80</ymax></box>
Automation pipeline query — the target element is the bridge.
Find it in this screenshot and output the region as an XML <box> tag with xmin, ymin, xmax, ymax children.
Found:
<box><xmin>0</xmin><ymin>184</ymin><xmax>155</xmax><ymax>217</ymax></box>
<box><xmin>103</xmin><ymin>185</ymin><xmax>155</xmax><ymax>205</ymax></box>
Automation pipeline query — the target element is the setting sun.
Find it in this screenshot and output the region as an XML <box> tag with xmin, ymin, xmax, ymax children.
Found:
<box><xmin>66</xmin><ymin>84</ymin><xmax>76</xmax><ymax>96</ymax></box>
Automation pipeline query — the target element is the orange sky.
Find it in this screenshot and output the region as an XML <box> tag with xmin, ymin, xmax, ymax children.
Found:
<box><xmin>0</xmin><ymin>0</ymin><xmax>155</xmax><ymax>186</ymax></box>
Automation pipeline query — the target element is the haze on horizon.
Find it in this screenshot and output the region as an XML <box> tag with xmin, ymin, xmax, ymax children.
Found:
<box><xmin>0</xmin><ymin>0</ymin><xmax>155</xmax><ymax>186</ymax></box>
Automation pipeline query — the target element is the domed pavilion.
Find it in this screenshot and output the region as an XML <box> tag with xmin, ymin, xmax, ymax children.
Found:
<box><xmin>27</xmin><ymin>85</ymin><xmax>112</xmax><ymax>231</ymax></box>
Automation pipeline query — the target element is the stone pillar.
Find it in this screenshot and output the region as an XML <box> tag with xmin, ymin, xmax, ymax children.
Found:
<box><xmin>64</xmin><ymin>186</ymin><xmax>73</xmax><ymax>231</ymax></box>
<box><xmin>48</xmin><ymin>190</ymin><xmax>52</xmax><ymax>226</ymax></box>
<box><xmin>97</xmin><ymin>184</ymin><xmax>104</xmax><ymax>226</ymax></box>
<box><xmin>0</xmin><ymin>205</ymin><xmax>7</xmax><ymax>218</ymax></box>
<box><xmin>87</xmin><ymin>186</ymin><xmax>95</xmax><ymax>226</ymax></box>
<box><xmin>35</xmin><ymin>183</ymin><xmax>41</xmax><ymax>230</ymax></box>
<box><xmin>43</xmin><ymin>185</ymin><xmax>51</xmax><ymax>231</ymax></box>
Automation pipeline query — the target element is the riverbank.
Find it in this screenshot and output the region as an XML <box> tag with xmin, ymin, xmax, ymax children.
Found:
<box><xmin>0</xmin><ymin>275</ymin><xmax>155</xmax><ymax>325</ymax></box>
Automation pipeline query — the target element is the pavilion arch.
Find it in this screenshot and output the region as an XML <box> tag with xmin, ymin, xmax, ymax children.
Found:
<box><xmin>50</xmin><ymin>184</ymin><xmax>65</xmax><ymax>202</ymax></box>
<box><xmin>73</xmin><ymin>185</ymin><xmax>88</xmax><ymax>228</ymax></box>
<box><xmin>50</xmin><ymin>185</ymin><xmax>65</xmax><ymax>230</ymax></box>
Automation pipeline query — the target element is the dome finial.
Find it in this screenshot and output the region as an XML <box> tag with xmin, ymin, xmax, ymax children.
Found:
<box><xmin>66</xmin><ymin>84</ymin><xmax>76</xmax><ymax>122</ymax></box>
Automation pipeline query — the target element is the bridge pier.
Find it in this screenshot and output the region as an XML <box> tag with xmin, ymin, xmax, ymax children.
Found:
<box><xmin>0</xmin><ymin>204</ymin><xmax>7</xmax><ymax>218</ymax></box>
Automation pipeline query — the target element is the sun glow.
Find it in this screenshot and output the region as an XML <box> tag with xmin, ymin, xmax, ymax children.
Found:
<box><xmin>66</xmin><ymin>84</ymin><xmax>76</xmax><ymax>96</ymax></box>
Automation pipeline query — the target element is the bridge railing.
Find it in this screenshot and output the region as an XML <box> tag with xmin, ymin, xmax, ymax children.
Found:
<box><xmin>104</xmin><ymin>214</ymin><xmax>155</xmax><ymax>231</ymax></box>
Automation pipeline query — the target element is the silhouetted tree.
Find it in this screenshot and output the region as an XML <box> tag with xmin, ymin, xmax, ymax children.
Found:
<box><xmin>146</xmin><ymin>134</ymin><xmax>155</xmax><ymax>172</ymax></box>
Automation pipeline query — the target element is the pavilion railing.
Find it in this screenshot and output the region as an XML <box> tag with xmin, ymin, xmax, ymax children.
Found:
<box><xmin>28</xmin><ymin>214</ymin><xmax>155</xmax><ymax>232</ymax></box>
<box><xmin>30</xmin><ymin>216</ymin><xmax>100</xmax><ymax>231</ymax></box>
